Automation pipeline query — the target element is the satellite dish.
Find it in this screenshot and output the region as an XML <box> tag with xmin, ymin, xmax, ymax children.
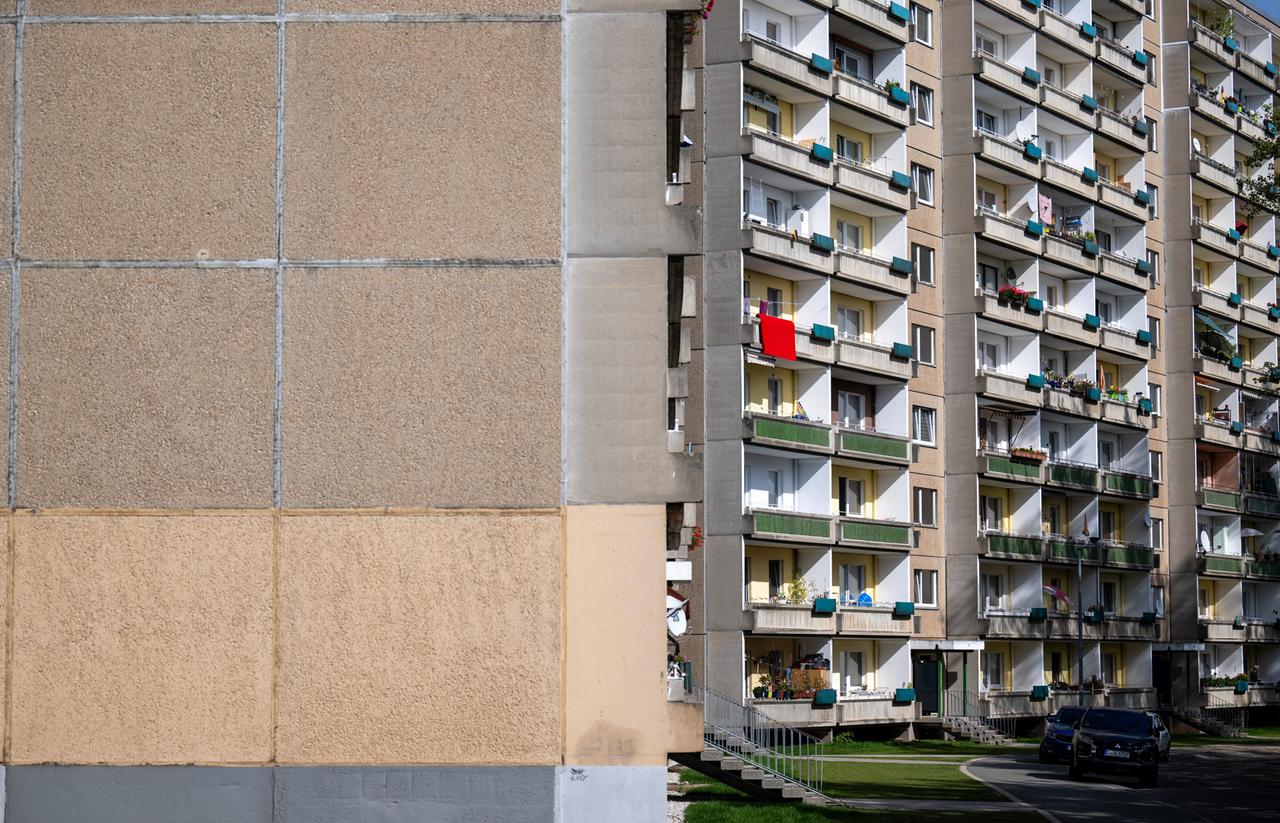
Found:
<box><xmin>1143</xmin><ymin>512</ymin><xmax>1153</xmax><ymax>528</ymax></box>
<box><xmin>1200</xmin><ymin>531</ymin><xmax>1212</xmax><ymax>553</ymax></box>
<box><xmin>1192</xmin><ymin>137</ymin><xmax>1203</xmax><ymax>154</ymax></box>
<box><xmin>667</xmin><ymin>593</ymin><xmax>689</xmax><ymax>637</ymax></box>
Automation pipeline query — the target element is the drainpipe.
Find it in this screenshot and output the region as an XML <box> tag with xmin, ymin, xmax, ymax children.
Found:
<box><xmin>937</xmin><ymin>648</ymin><xmax>944</xmax><ymax>718</ymax></box>
<box><xmin>963</xmin><ymin>652</ymin><xmax>969</xmax><ymax>715</ymax></box>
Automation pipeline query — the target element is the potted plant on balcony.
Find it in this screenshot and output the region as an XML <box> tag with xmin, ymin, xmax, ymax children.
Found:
<box><xmin>1043</xmin><ymin>367</ymin><xmax>1066</xmax><ymax>389</ymax></box>
<box><xmin>1011</xmin><ymin>446</ymin><xmax>1048</xmax><ymax>462</ymax></box>
<box><xmin>997</xmin><ymin>284</ymin><xmax>1031</xmax><ymax>308</ymax></box>
<box><xmin>753</xmin><ymin>674</ymin><xmax>769</xmax><ymax>699</ymax></box>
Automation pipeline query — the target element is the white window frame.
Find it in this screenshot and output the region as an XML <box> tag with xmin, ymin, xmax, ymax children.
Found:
<box><xmin>910</xmin><ymin>82</ymin><xmax>934</xmax><ymax>125</ymax></box>
<box><xmin>912</xmin><ymin>163</ymin><xmax>935</xmax><ymax>205</ymax></box>
<box><xmin>913</xmin><ymin>324</ymin><xmax>935</xmax><ymax>366</ymax></box>
<box><xmin>912</xmin><ymin>405</ymin><xmax>936</xmax><ymax>445</ymax></box>
<box><xmin>1150</xmin><ymin>451</ymin><xmax>1163</xmax><ymax>483</ymax></box>
<box><xmin>913</xmin><ymin>569</ymin><xmax>938</xmax><ymax>606</ymax></box>
<box><xmin>912</xmin><ymin>243</ymin><xmax>935</xmax><ymax>285</ymax></box>
<box><xmin>910</xmin><ymin>3</ymin><xmax>933</xmax><ymax>46</ymax></box>
<box><xmin>914</xmin><ymin>487</ymin><xmax>937</xmax><ymax>527</ymax></box>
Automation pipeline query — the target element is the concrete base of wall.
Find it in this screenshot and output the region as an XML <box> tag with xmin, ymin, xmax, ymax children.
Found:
<box><xmin>2</xmin><ymin>764</ymin><xmax>668</xmax><ymax>823</ymax></box>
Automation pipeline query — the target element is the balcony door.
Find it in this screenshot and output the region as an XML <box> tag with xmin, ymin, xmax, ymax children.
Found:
<box><xmin>837</xmin><ymin>390</ymin><xmax>866</xmax><ymax>429</ymax></box>
<box><xmin>1098</xmin><ymin>438</ymin><xmax>1117</xmax><ymax>470</ymax></box>
<box><xmin>980</xmin><ymin>494</ymin><xmax>1003</xmax><ymax>532</ymax></box>
<box><xmin>837</xmin><ymin>306</ymin><xmax>864</xmax><ymax>341</ymax></box>
<box><xmin>839</xmin><ymin>478</ymin><xmax>865</xmax><ymax>517</ymax></box>
<box><xmin>977</xmin><ymin>262</ymin><xmax>1000</xmax><ymax>292</ymax></box>
<box><xmin>841</xmin><ymin>651</ymin><xmax>865</xmax><ymax>693</ymax></box>
<box><xmin>836</xmin><ymin>220</ymin><xmax>862</xmax><ymax>253</ymax></box>
<box><xmin>768</xmin><ymin>559</ymin><xmax>783</xmax><ymax>599</ymax></box>
<box><xmin>981</xmin><ymin>650</ymin><xmax>1004</xmax><ymax>691</ymax></box>
<box><xmin>977</xmin><ymin>340</ymin><xmax>1001</xmax><ymax>372</ymax></box>
<box><xmin>839</xmin><ymin>563</ymin><xmax>867</xmax><ymax>604</ymax></box>
<box><xmin>981</xmin><ymin>572</ymin><xmax>1006</xmax><ymax>611</ymax></box>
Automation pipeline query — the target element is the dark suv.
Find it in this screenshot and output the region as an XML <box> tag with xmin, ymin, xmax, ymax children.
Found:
<box><xmin>1068</xmin><ymin>707</ymin><xmax>1161</xmax><ymax>787</ymax></box>
<box><xmin>1038</xmin><ymin>705</ymin><xmax>1086</xmax><ymax>762</ymax></box>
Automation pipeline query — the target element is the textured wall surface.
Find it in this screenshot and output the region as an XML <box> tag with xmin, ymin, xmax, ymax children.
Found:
<box><xmin>276</xmin><ymin>514</ymin><xmax>562</xmax><ymax>764</ymax></box>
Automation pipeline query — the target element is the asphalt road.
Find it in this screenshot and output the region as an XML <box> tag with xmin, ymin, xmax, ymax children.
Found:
<box><xmin>967</xmin><ymin>745</ymin><xmax>1280</xmax><ymax>822</ymax></box>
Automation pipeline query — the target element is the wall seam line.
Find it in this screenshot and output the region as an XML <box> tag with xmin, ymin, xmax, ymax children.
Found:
<box><xmin>271</xmin><ymin>0</ymin><xmax>285</xmax><ymax>775</ymax></box>
<box><xmin>4</xmin><ymin>0</ymin><xmax>22</xmax><ymax>772</ymax></box>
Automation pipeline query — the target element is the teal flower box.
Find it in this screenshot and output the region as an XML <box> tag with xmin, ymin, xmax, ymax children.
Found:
<box><xmin>810</xmin><ymin>53</ymin><xmax>833</xmax><ymax>74</ymax></box>
<box><xmin>1139</xmin><ymin>398</ymin><xmax>1154</xmax><ymax>414</ymax></box>
<box><xmin>1026</xmin><ymin>373</ymin><xmax>1046</xmax><ymax>390</ymax></box>
<box><xmin>1031</xmin><ymin>685</ymin><xmax>1050</xmax><ymax>700</ymax></box>
<box><xmin>1136</xmin><ymin>258</ymin><xmax>1153</xmax><ymax>274</ymax></box>
<box><xmin>1267</xmin><ymin>62</ymin><xmax>1278</xmax><ymax>77</ymax></box>
<box><xmin>1133</xmin><ymin>118</ymin><xmax>1149</xmax><ymax>135</ymax></box>
<box><xmin>1235</xmin><ymin>680</ymin><xmax>1249</xmax><ymax>694</ymax></box>
<box><xmin>891</xmin><ymin>342</ymin><xmax>914</xmax><ymax>360</ymax></box>
<box><xmin>1271</xmin><ymin>430</ymin><xmax>1280</xmax><ymax>443</ymax></box>
<box><xmin>1087</xmin><ymin>608</ymin><xmax>1106</xmax><ymax>624</ymax></box>
<box><xmin>1025</xmin><ymin>219</ymin><xmax>1044</xmax><ymax>235</ymax></box>
<box><xmin>1269</xmin><ymin>245</ymin><xmax>1280</xmax><ymax>258</ymax></box>
<box><xmin>1224</xmin><ymin>36</ymin><xmax>1238</xmax><ymax>52</ymax></box>
<box><xmin>1231</xmin><ymin>420</ymin><xmax>1245</xmax><ymax>434</ymax></box>
<box><xmin>1270</xmin><ymin>306</ymin><xmax>1280</xmax><ymax>320</ymax></box>
<box><xmin>1022</xmin><ymin>0</ymin><xmax>1041</xmax><ymax>7</ymax></box>
<box><xmin>811</xmin><ymin>323</ymin><xmax>835</xmax><ymax>342</ymax></box>
<box><xmin>888</xmin><ymin>2</ymin><xmax>910</xmax><ymax>22</ymax></box>
<box><xmin>1136</xmin><ymin>329</ymin><xmax>1153</xmax><ymax>344</ymax></box>
<box><xmin>888</xmin><ymin>85</ymin><xmax>911</xmax><ymax>105</ymax></box>
<box><xmin>810</xmin><ymin>143</ymin><xmax>834</xmax><ymax>163</ymax></box>
<box><xmin>1023</xmin><ymin>142</ymin><xmax>1042</xmax><ymax>160</ymax></box>
<box><xmin>1268</xmin><ymin>121</ymin><xmax>1279</xmax><ymax>136</ymax></box>
<box><xmin>1081</xmin><ymin>94</ymin><xmax>1099</xmax><ymax>111</ymax></box>
<box><xmin>893</xmin><ymin>601</ymin><xmax>915</xmax><ymax>617</ymax></box>
<box><xmin>1082</xmin><ymin>240</ymin><xmax>1099</xmax><ymax>256</ymax></box>
<box><xmin>813</xmin><ymin>596</ymin><xmax>837</xmax><ymax>614</ymax></box>
<box><xmin>1228</xmin><ymin>228</ymin><xmax>1243</xmax><ymax>241</ymax></box>
<box><xmin>1140</xmin><ymin>611</ymin><xmax>1157</xmax><ymax>624</ymax></box>
<box><xmin>1083</xmin><ymin>313</ymin><xmax>1101</xmax><ymax>329</ymax></box>
<box><xmin>1025</xmin><ymin>296</ymin><xmax>1044</xmax><ymax>313</ymax></box>
<box><xmin>1085</xmin><ymin>387</ymin><xmax>1102</xmax><ymax>403</ymax></box>
<box><xmin>811</xmin><ymin>233</ymin><xmax>835</xmax><ymax>252</ymax></box>
<box><xmin>1226</xmin><ymin>100</ymin><xmax>1239</xmax><ymax>115</ymax></box>
<box><xmin>1132</xmin><ymin>51</ymin><xmax>1149</xmax><ymax>68</ymax></box>
<box><xmin>894</xmin><ymin>688</ymin><xmax>917</xmax><ymax>703</ymax></box>
<box><xmin>890</xmin><ymin>256</ymin><xmax>914</xmax><ymax>275</ymax></box>
<box><xmin>1023</xmin><ymin>67</ymin><xmax>1041</xmax><ymax>85</ymax></box>
<box><xmin>1229</xmin><ymin>292</ymin><xmax>1243</xmax><ymax>307</ymax></box>
<box><xmin>1135</xmin><ymin>189</ymin><xmax>1151</xmax><ymax>205</ymax></box>
<box><xmin>1230</xmin><ymin>356</ymin><xmax>1244</xmax><ymax>371</ymax></box>
<box><xmin>890</xmin><ymin>170</ymin><xmax>912</xmax><ymax>190</ymax></box>
<box><xmin>1082</xmin><ymin>166</ymin><xmax>1099</xmax><ymax>182</ymax></box>
<box><xmin>1029</xmin><ymin>607</ymin><xmax>1048</xmax><ymax>622</ymax></box>
<box><xmin>1080</xmin><ymin>21</ymin><xmax>1097</xmax><ymax>39</ymax></box>
<box><xmin>814</xmin><ymin>688</ymin><xmax>838</xmax><ymax>707</ymax></box>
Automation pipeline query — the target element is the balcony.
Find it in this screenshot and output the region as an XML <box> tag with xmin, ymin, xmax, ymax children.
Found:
<box><xmin>833</xmin><ymin>73</ymin><xmax>910</xmax><ymax>128</ymax></box>
<box><xmin>1097</xmin><ymin>252</ymin><xmax>1152</xmax><ymax>291</ymax></box>
<box><xmin>1095</xmin><ymin>109</ymin><xmax>1148</xmax><ymax>152</ymax></box>
<box><xmin>1107</xmin><ymin>615</ymin><xmax>1160</xmax><ymax>640</ymax></box>
<box><xmin>1100</xmin><ymin>397</ymin><xmax>1154</xmax><ymax>429</ymax></box>
<box><xmin>834</xmin><ymin>249</ymin><xmax>912</xmax><ymax>296</ymax></box>
<box><xmin>1045</xmin><ymin>536</ymin><xmax>1102</xmax><ymax>565</ymax></box>
<box><xmin>1192</xmin><ymin>220</ymin><xmax>1242</xmax><ymax>257</ymax></box>
<box><xmin>1042</xmin><ymin>309</ymin><xmax>1100</xmax><ymax>346</ymax></box>
<box><xmin>743</xmin><ymin>130</ymin><xmax>834</xmax><ymax>187</ymax></box>
<box><xmin>1192</xmin><ymin>355</ymin><xmax>1243</xmax><ymax>387</ymax></box>
<box><xmin>1248</xmin><ymin>557</ymin><xmax>1280</xmax><ymax>578</ymax></box>
<box><xmin>1042</xmin><ymin>386</ymin><xmax>1100</xmax><ymax>419</ymax></box>
<box><xmin>838</xmin><ymin>606</ymin><xmax>913</xmax><ymax>636</ymax></box>
<box><xmin>982</xmin><ymin>613</ymin><xmax>1048</xmax><ymax>640</ymax></box>
<box><xmin>974</xmin><ymin>210</ymin><xmax>1045</xmax><ymax>255</ymax></box>
<box><xmin>1244</xmin><ymin>493</ymin><xmax>1280</xmax><ymax>519</ymax></box>
<box><xmin>1038</xmin><ymin>85</ymin><xmax>1098</xmax><ymax>130</ymax></box>
<box><xmin>1241</xmin><ymin>428</ymin><xmax>1280</xmax><ymax>455</ymax></box>
<box><xmin>1046</xmin><ymin>615</ymin><xmax>1108</xmax><ymax>641</ymax></box>
<box><xmin>749</xmin><ymin>509</ymin><xmax>834</xmax><ymax>544</ymax></box>
<box><xmin>1193</xmin><ymin>285</ymin><xmax>1242</xmax><ymax>321</ymax></box>
<box><xmin>749</xmin><ymin>603</ymin><xmax>837</xmax><ymax>635</ymax></box>
<box><xmin>1100</xmin><ymin>468</ymin><xmax>1154</xmax><ymax>499</ymax></box>
<box><xmin>742</xmin><ymin>36</ymin><xmax>832</xmax><ymax>97</ymax></box>
<box><xmin>1100</xmin><ymin>325</ymin><xmax>1151</xmax><ymax>361</ymax></box>
<box><xmin>1192</xmin><ymin>154</ymin><xmax>1240</xmax><ymax>193</ymax></box>
<box><xmin>1199</xmin><ymin>618</ymin><xmax>1247</xmax><ymax>642</ymax></box>
<box><xmin>1198</xmin><ymin>552</ymin><xmax>1246</xmax><ymax>577</ymax></box>
<box><xmin>976</xmin><ymin>370</ymin><xmax>1045</xmax><ymax>407</ymax></box>
<box><xmin>981</xmin><ymin>450</ymin><xmax>1046</xmax><ymax>484</ymax></box>
<box><xmin>1238</xmin><ymin>51</ymin><xmax>1277</xmax><ymax>88</ymax></box>
<box><xmin>838</xmin><ymin>516</ymin><xmax>913</xmax><ymax>550</ymax></box>
<box><xmin>744</xmin><ymin>223</ymin><xmax>835</xmax><ymax>274</ymax></box>
<box><xmin>1189</xmin><ymin>89</ymin><xmax>1237</xmax><ymax>131</ymax></box>
<box><xmin>1046</xmin><ymin>460</ymin><xmax>1101</xmax><ymax>491</ymax></box>
<box><xmin>980</xmin><ymin>0</ymin><xmax>1039</xmax><ymax>27</ymax></box>
<box><xmin>975</xmin><ymin>131</ymin><xmax>1041</xmax><ymax>178</ymax></box>
<box><xmin>1102</xmin><ymin>541</ymin><xmax>1155</xmax><ymax>569</ymax></box>
<box><xmin>980</xmin><ymin>532</ymin><xmax>1044</xmax><ymax>561</ymax></box>
<box><xmin>1240</xmin><ymin>114</ymin><xmax>1267</xmax><ymax>143</ymax></box>
<box><xmin>1094</xmin><ymin>38</ymin><xmax>1147</xmax><ymax>85</ymax></box>
<box><xmin>974</xmin><ymin>53</ymin><xmax>1039</xmax><ymax>105</ymax></box>
<box><xmin>1195</xmin><ymin>419</ymin><xmax>1242</xmax><ymax>446</ymax></box>
<box><xmin>745</xmin><ymin>412</ymin><xmax>833</xmax><ymax>454</ymax></box>
<box><xmin>1189</xmin><ymin>22</ymin><xmax>1238</xmax><ymax>69</ymax></box>
<box><xmin>975</xmin><ymin>291</ymin><xmax>1044</xmax><ymax>332</ymax></box>
<box><xmin>1197</xmin><ymin>485</ymin><xmax>1242</xmax><ymax>511</ymax></box>
<box><xmin>1239</xmin><ymin>240</ymin><xmax>1276</xmax><ymax>272</ymax></box>
<box><xmin>834</xmin><ymin>161</ymin><xmax>911</xmax><ymax>211</ymax></box>
<box><xmin>1039</xmin><ymin>10</ymin><xmax>1097</xmax><ymax>59</ymax></box>
<box><xmin>1097</xmin><ymin>181</ymin><xmax>1149</xmax><ymax>221</ymax></box>
<box><xmin>1042</xmin><ymin>233</ymin><xmax>1099</xmax><ymax>272</ymax></box>
<box><xmin>1041</xmin><ymin>157</ymin><xmax>1098</xmax><ymax>199</ymax></box>
<box><xmin>833</xmin><ymin>0</ymin><xmax>910</xmax><ymax>43</ymax></box>
<box><xmin>836</xmin><ymin>427</ymin><xmax>912</xmax><ymax>466</ymax></box>
<box><xmin>835</xmin><ymin>337</ymin><xmax>913</xmax><ymax>379</ymax></box>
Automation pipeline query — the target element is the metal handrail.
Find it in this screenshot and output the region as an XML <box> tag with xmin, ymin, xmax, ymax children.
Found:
<box><xmin>943</xmin><ymin>688</ymin><xmax>1018</xmax><ymax>739</ymax></box>
<box><xmin>1203</xmin><ymin>690</ymin><xmax>1249</xmax><ymax>731</ymax></box>
<box><xmin>690</xmin><ymin>682</ymin><xmax>825</xmax><ymax>795</ymax></box>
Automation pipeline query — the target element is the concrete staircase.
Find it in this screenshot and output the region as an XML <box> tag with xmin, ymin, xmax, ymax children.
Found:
<box><xmin>942</xmin><ymin>715</ymin><xmax>1016</xmax><ymax>746</ymax></box>
<box><xmin>671</xmin><ymin>747</ymin><xmax>827</xmax><ymax>804</ymax></box>
<box><xmin>1174</xmin><ymin>705</ymin><xmax>1246</xmax><ymax>737</ymax></box>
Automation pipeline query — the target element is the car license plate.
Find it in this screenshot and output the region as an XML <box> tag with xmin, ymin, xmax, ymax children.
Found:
<box><xmin>1103</xmin><ymin>749</ymin><xmax>1129</xmax><ymax>759</ymax></box>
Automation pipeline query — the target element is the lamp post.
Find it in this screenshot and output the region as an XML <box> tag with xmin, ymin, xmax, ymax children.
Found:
<box><xmin>1076</xmin><ymin>530</ymin><xmax>1101</xmax><ymax>707</ymax></box>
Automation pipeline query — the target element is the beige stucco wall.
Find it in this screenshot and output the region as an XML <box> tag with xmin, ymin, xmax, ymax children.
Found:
<box><xmin>275</xmin><ymin>512</ymin><xmax>563</xmax><ymax>764</ymax></box>
<box><xmin>9</xmin><ymin>514</ymin><xmax>275</xmax><ymax>764</ymax></box>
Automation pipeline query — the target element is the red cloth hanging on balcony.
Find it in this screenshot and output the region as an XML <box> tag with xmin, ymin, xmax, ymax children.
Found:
<box><xmin>760</xmin><ymin>313</ymin><xmax>796</xmax><ymax>361</ymax></box>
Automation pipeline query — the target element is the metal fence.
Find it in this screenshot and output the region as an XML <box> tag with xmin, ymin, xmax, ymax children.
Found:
<box><xmin>942</xmin><ymin>689</ymin><xmax>1019</xmax><ymax>739</ymax></box>
<box><xmin>1203</xmin><ymin>690</ymin><xmax>1249</xmax><ymax>731</ymax></box>
<box><xmin>690</xmin><ymin>683</ymin><xmax>824</xmax><ymax>795</ymax></box>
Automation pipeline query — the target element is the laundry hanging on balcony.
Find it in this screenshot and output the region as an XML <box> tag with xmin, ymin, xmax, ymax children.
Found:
<box><xmin>759</xmin><ymin>312</ymin><xmax>796</xmax><ymax>361</ymax></box>
<box><xmin>1195</xmin><ymin>310</ymin><xmax>1233</xmax><ymax>341</ymax></box>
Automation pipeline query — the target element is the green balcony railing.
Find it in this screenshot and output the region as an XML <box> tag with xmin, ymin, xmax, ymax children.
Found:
<box><xmin>1248</xmin><ymin>560</ymin><xmax>1280</xmax><ymax>579</ymax></box>
<box><xmin>1103</xmin><ymin>471</ymin><xmax>1153</xmax><ymax>497</ymax></box>
<box><xmin>753</xmin><ymin>417</ymin><xmax>831</xmax><ymax>449</ymax></box>
<box><xmin>1104</xmin><ymin>544</ymin><xmax>1155</xmax><ymax>569</ymax></box>
<box><xmin>1201</xmin><ymin>554</ymin><xmax>1246</xmax><ymax>575</ymax></box>
<box><xmin>1201</xmin><ymin>487</ymin><xmax>1243</xmax><ymax>510</ymax></box>
<box><xmin>839</xmin><ymin>429</ymin><xmax>910</xmax><ymax>461</ymax></box>
<box><xmin>986</xmin><ymin>454</ymin><xmax>1043</xmax><ymax>481</ymax></box>
<box><xmin>841</xmin><ymin>519</ymin><xmax>912</xmax><ymax>547</ymax></box>
<box><xmin>1245</xmin><ymin>494</ymin><xmax>1280</xmax><ymax>517</ymax></box>
<box><xmin>985</xmin><ymin>533</ymin><xmax>1043</xmax><ymax>559</ymax></box>
<box><xmin>754</xmin><ymin>512</ymin><xmax>832</xmax><ymax>540</ymax></box>
<box><xmin>1046</xmin><ymin>539</ymin><xmax>1100</xmax><ymax>564</ymax></box>
<box><xmin>1049</xmin><ymin>463</ymin><xmax>1098</xmax><ymax>488</ymax></box>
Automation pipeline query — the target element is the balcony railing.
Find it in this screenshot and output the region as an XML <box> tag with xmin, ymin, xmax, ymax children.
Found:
<box><xmin>834</xmin><ymin>0</ymin><xmax>911</xmax><ymax>42</ymax></box>
<box><xmin>837</xmin><ymin>426</ymin><xmax>912</xmax><ymax>464</ymax></box>
<box><xmin>1046</xmin><ymin>459</ymin><xmax>1100</xmax><ymax>490</ymax></box>
<box><xmin>1100</xmin><ymin>467</ymin><xmax>1154</xmax><ymax>498</ymax></box>
<box><xmin>1198</xmin><ymin>551</ymin><xmax>1246</xmax><ymax>576</ymax></box>
<box><xmin>746</xmin><ymin>412</ymin><xmax>834</xmax><ymax>453</ymax></box>
<box><xmin>981</xmin><ymin>531</ymin><xmax>1045</xmax><ymax>560</ymax></box>
<box><xmin>743</xmin><ymin>34</ymin><xmax>833</xmax><ymax>96</ymax></box>
<box><xmin>839</xmin><ymin>516</ymin><xmax>912</xmax><ymax>549</ymax></box>
<box><xmin>750</xmin><ymin>508</ymin><xmax>834</xmax><ymax>542</ymax></box>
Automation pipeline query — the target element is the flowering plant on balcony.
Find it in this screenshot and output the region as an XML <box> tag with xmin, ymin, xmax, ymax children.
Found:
<box><xmin>1010</xmin><ymin>447</ymin><xmax>1049</xmax><ymax>462</ymax></box>
<box><xmin>997</xmin><ymin>284</ymin><xmax>1032</xmax><ymax>307</ymax></box>
<box><xmin>689</xmin><ymin>526</ymin><xmax>702</xmax><ymax>551</ymax></box>
<box><xmin>1042</xmin><ymin>367</ymin><xmax>1066</xmax><ymax>388</ymax></box>
<box><xmin>1105</xmin><ymin>386</ymin><xmax>1129</xmax><ymax>403</ymax></box>
<box><xmin>1065</xmin><ymin>375</ymin><xmax>1098</xmax><ymax>396</ymax></box>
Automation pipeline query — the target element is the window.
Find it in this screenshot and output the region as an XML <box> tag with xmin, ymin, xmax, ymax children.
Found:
<box><xmin>914</xmin><ymin>569</ymin><xmax>938</xmax><ymax>606</ymax></box>
<box><xmin>982</xmin><ymin>650</ymin><xmax>1005</xmax><ymax>690</ymax></box>
<box><xmin>1146</xmin><ymin>183</ymin><xmax>1159</xmax><ymax>219</ymax></box>
<box><xmin>974</xmin><ymin>30</ymin><xmax>1000</xmax><ymax>58</ymax></box>
<box><xmin>914</xmin><ymin>487</ymin><xmax>937</xmax><ymax>527</ymax></box>
<box><xmin>1096</xmin><ymin>295</ymin><xmax>1115</xmax><ymax>324</ymax></box>
<box><xmin>833</xmin><ymin>45</ymin><xmax>868</xmax><ymax>80</ymax></box>
<box><xmin>765</xmin><ymin>286</ymin><xmax>782</xmax><ymax>317</ymax></box>
<box><xmin>1149</xmin><ymin>317</ymin><xmax>1161</xmax><ymax>350</ymax></box>
<box><xmin>836</xmin><ymin>220</ymin><xmax>862</xmax><ymax>251</ymax></box>
<box><xmin>913</xmin><ymin>324</ymin><xmax>936</xmax><ymax>365</ymax></box>
<box><xmin>976</xmin><ymin>185</ymin><xmax>999</xmax><ymax>213</ymax></box>
<box><xmin>981</xmin><ymin>573</ymin><xmax>1005</xmax><ymax>611</ymax></box>
<box><xmin>839</xmin><ymin>563</ymin><xmax>867</xmax><ymax>604</ymax></box>
<box><xmin>977</xmin><ymin>262</ymin><xmax>1000</xmax><ymax>292</ymax></box>
<box><xmin>911</xmin><ymin>82</ymin><xmax>934</xmax><ymax>125</ymax></box>
<box><xmin>837</xmin><ymin>390</ymin><xmax>865</xmax><ymax>427</ymax></box>
<box><xmin>766</xmin><ymin>469</ymin><xmax>782</xmax><ymax>507</ymax></box>
<box><xmin>1152</xmin><ymin>584</ymin><xmax>1165</xmax><ymax>617</ymax></box>
<box><xmin>912</xmin><ymin>243</ymin><xmax>935</xmax><ymax>285</ymax></box>
<box><xmin>1145</xmin><ymin>117</ymin><xmax>1158</xmax><ymax>152</ymax></box>
<box><xmin>1101</xmin><ymin>579</ymin><xmax>1117</xmax><ymax>612</ymax></box>
<box><xmin>977</xmin><ymin>340</ymin><xmax>1000</xmax><ymax>371</ymax></box>
<box><xmin>765</xmin><ymin>19</ymin><xmax>781</xmax><ymax>44</ymax></box>
<box><xmin>975</xmin><ymin>108</ymin><xmax>998</xmax><ymax>135</ymax></box>
<box><xmin>839</xmin><ymin>477</ymin><xmax>865</xmax><ymax>516</ymax></box>
<box><xmin>1151</xmin><ymin>518</ymin><xmax>1163</xmax><ymax>551</ymax></box>
<box><xmin>1149</xmin><ymin>382</ymin><xmax>1162</xmax><ymax>417</ymax></box>
<box><xmin>1150</xmin><ymin>451</ymin><xmax>1163</xmax><ymax>483</ymax></box>
<box><xmin>1098</xmin><ymin>440</ymin><xmax>1115</xmax><ymax>470</ymax></box>
<box><xmin>1145</xmin><ymin>0</ymin><xmax>1156</xmax><ymax>20</ymax></box>
<box><xmin>768</xmin><ymin>558</ymin><xmax>783</xmax><ymax>598</ymax></box>
<box><xmin>765</xmin><ymin>197</ymin><xmax>782</xmax><ymax>227</ymax></box>
<box><xmin>910</xmin><ymin>2</ymin><xmax>932</xmax><ymax>46</ymax></box>
<box><xmin>1147</xmin><ymin>249</ymin><xmax>1160</xmax><ymax>284</ymax></box>
<box><xmin>767</xmin><ymin>376</ymin><xmax>782</xmax><ymax>414</ymax></box>
<box><xmin>837</xmin><ymin>306</ymin><xmax>863</xmax><ymax>340</ymax></box>
<box><xmin>912</xmin><ymin>406</ymin><xmax>936</xmax><ymax>445</ymax></box>
<box><xmin>980</xmin><ymin>494</ymin><xmax>1003</xmax><ymax>531</ymax></box>
<box><xmin>1102</xmin><ymin>651</ymin><xmax>1120</xmax><ymax>686</ymax></box>
<box><xmin>912</xmin><ymin>163</ymin><xmax>935</xmax><ymax>205</ymax></box>
<box><xmin>835</xmin><ymin>134</ymin><xmax>863</xmax><ymax>164</ymax></box>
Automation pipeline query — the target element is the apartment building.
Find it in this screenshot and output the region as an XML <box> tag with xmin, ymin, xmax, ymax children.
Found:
<box><xmin>0</xmin><ymin>3</ymin><xmax>703</xmax><ymax>822</ymax></box>
<box><xmin>687</xmin><ymin>0</ymin><xmax>1280</xmax><ymax>742</ymax></box>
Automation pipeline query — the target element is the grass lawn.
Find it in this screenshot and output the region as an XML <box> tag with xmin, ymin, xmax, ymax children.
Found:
<box><xmin>1173</xmin><ymin>730</ymin><xmax>1280</xmax><ymax>747</ymax></box>
<box><xmin>1245</xmin><ymin>726</ymin><xmax>1280</xmax><ymax>737</ymax></box>
<box><xmin>807</xmin><ymin>739</ymin><xmax>1019</xmax><ymax>757</ymax></box>
<box><xmin>683</xmin><ymin>802</ymin><xmax>1041</xmax><ymax>823</ymax></box>
<box><xmin>680</xmin><ymin>760</ymin><xmax>1006</xmax><ymax>804</ymax></box>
